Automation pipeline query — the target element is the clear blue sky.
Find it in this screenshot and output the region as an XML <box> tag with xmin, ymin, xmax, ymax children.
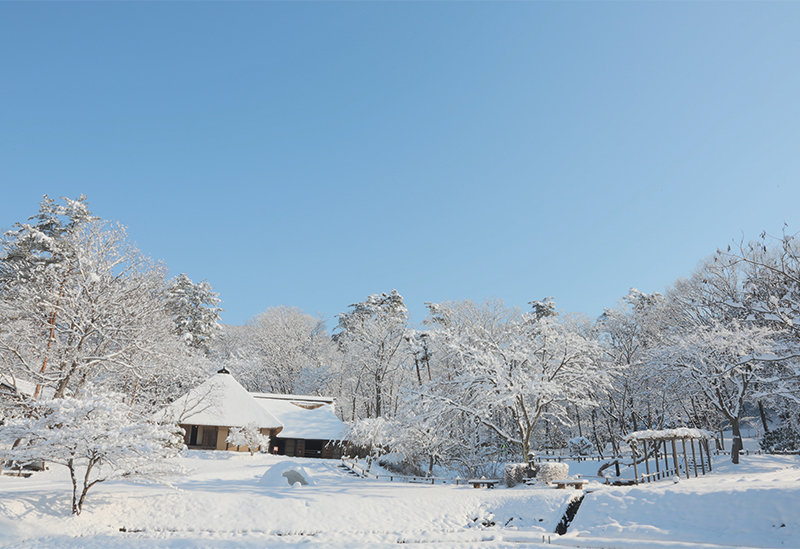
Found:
<box><xmin>2</xmin><ymin>2</ymin><xmax>800</xmax><ymax>327</ymax></box>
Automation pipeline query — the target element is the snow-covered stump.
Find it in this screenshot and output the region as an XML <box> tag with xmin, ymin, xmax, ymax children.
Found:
<box><xmin>536</xmin><ymin>462</ymin><xmax>569</xmax><ymax>485</ymax></box>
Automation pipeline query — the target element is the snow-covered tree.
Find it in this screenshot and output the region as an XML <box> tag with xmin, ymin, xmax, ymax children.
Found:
<box><xmin>0</xmin><ymin>195</ymin><xmax>97</xmax><ymax>400</ymax></box>
<box><xmin>717</xmin><ymin>232</ymin><xmax>800</xmax><ymax>431</ymax></box>
<box><xmin>594</xmin><ymin>289</ymin><xmax>675</xmax><ymax>452</ymax></box>
<box><xmin>165</xmin><ymin>273</ymin><xmax>223</xmax><ymax>354</ymax></box>
<box><xmin>650</xmin><ymin>257</ymin><xmax>781</xmax><ymax>463</ymax></box>
<box><xmin>420</xmin><ymin>299</ymin><xmax>607</xmax><ymax>466</ymax></box>
<box><xmin>333</xmin><ymin>290</ymin><xmax>411</xmax><ymax>419</ymax></box>
<box><xmin>652</xmin><ymin>320</ymin><xmax>775</xmax><ymax>464</ymax></box>
<box><xmin>216</xmin><ymin>306</ymin><xmax>336</xmax><ymax>396</ymax></box>
<box><xmin>0</xmin><ymin>391</ymin><xmax>184</xmax><ymax>515</ymax></box>
<box><xmin>0</xmin><ymin>197</ymin><xmax>207</xmax><ymax>413</ymax></box>
<box><xmin>340</xmin><ymin>416</ymin><xmax>395</xmax><ymax>471</ymax></box>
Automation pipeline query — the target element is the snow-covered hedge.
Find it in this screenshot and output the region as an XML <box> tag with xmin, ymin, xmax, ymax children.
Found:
<box><xmin>536</xmin><ymin>462</ymin><xmax>569</xmax><ymax>484</ymax></box>
<box><xmin>503</xmin><ymin>463</ymin><xmax>535</xmax><ymax>487</ymax></box>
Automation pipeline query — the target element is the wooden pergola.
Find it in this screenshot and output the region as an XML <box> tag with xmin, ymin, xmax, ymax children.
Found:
<box><xmin>623</xmin><ymin>428</ymin><xmax>713</xmax><ymax>484</ymax></box>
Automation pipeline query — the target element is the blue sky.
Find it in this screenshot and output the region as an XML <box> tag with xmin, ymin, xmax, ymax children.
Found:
<box><xmin>2</xmin><ymin>2</ymin><xmax>800</xmax><ymax>327</ymax></box>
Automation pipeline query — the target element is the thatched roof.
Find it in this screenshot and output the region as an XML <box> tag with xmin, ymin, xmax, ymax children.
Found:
<box><xmin>154</xmin><ymin>372</ymin><xmax>283</xmax><ymax>431</ymax></box>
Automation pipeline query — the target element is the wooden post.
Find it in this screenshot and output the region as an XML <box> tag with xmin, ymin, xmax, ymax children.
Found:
<box><xmin>663</xmin><ymin>441</ymin><xmax>670</xmax><ymax>476</ymax></box>
<box><xmin>643</xmin><ymin>440</ymin><xmax>650</xmax><ymax>480</ymax></box>
<box><xmin>632</xmin><ymin>444</ymin><xmax>639</xmax><ymax>485</ymax></box>
<box><xmin>691</xmin><ymin>440</ymin><xmax>698</xmax><ymax>477</ymax></box>
<box><xmin>698</xmin><ymin>440</ymin><xmax>706</xmax><ymax>475</ymax></box>
<box><xmin>682</xmin><ymin>439</ymin><xmax>690</xmax><ymax>480</ymax></box>
<box><xmin>705</xmin><ymin>440</ymin><xmax>712</xmax><ymax>472</ymax></box>
<box><xmin>671</xmin><ymin>439</ymin><xmax>680</xmax><ymax>477</ymax></box>
<box><xmin>654</xmin><ymin>441</ymin><xmax>660</xmax><ymax>477</ymax></box>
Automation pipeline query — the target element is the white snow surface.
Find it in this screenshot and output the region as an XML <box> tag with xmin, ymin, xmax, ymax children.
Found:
<box><xmin>0</xmin><ymin>450</ymin><xmax>798</xmax><ymax>548</ymax></box>
<box><xmin>153</xmin><ymin>373</ymin><xmax>282</xmax><ymax>429</ymax></box>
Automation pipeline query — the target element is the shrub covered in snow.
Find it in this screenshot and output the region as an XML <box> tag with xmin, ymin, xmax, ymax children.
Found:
<box><xmin>226</xmin><ymin>423</ymin><xmax>270</xmax><ymax>456</ymax></box>
<box><xmin>504</xmin><ymin>462</ymin><xmax>535</xmax><ymax>487</ymax></box>
<box><xmin>568</xmin><ymin>436</ymin><xmax>594</xmax><ymax>456</ymax></box>
<box><xmin>536</xmin><ymin>462</ymin><xmax>569</xmax><ymax>485</ymax></box>
<box><xmin>760</xmin><ymin>426</ymin><xmax>800</xmax><ymax>453</ymax></box>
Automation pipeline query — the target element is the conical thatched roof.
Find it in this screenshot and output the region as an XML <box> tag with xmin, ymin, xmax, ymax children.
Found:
<box><xmin>155</xmin><ymin>372</ymin><xmax>283</xmax><ymax>431</ymax></box>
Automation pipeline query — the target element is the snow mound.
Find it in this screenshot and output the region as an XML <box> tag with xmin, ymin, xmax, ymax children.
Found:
<box><xmin>258</xmin><ymin>460</ymin><xmax>316</xmax><ymax>487</ymax></box>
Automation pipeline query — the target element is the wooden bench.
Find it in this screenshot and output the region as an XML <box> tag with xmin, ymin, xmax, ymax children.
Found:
<box><xmin>550</xmin><ymin>479</ymin><xmax>588</xmax><ymax>490</ymax></box>
<box><xmin>468</xmin><ymin>478</ymin><xmax>500</xmax><ymax>489</ymax></box>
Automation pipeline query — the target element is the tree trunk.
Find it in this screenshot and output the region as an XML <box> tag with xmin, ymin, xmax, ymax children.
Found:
<box><xmin>69</xmin><ymin>459</ymin><xmax>79</xmax><ymax>515</ymax></box>
<box><xmin>591</xmin><ymin>410</ymin><xmax>603</xmax><ymax>459</ymax></box>
<box><xmin>375</xmin><ymin>376</ymin><xmax>382</xmax><ymax>418</ymax></box>
<box><xmin>730</xmin><ymin>417</ymin><xmax>743</xmax><ymax>465</ymax></box>
<box><xmin>758</xmin><ymin>401</ymin><xmax>770</xmax><ymax>434</ymax></box>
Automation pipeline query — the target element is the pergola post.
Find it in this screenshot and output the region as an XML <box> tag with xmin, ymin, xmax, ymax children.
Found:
<box><xmin>643</xmin><ymin>440</ymin><xmax>650</xmax><ymax>480</ymax></box>
<box><xmin>632</xmin><ymin>444</ymin><xmax>639</xmax><ymax>484</ymax></box>
<box><xmin>681</xmin><ymin>439</ymin><xmax>690</xmax><ymax>480</ymax></box>
<box><xmin>663</xmin><ymin>441</ymin><xmax>670</xmax><ymax>476</ymax></box>
<box><xmin>691</xmin><ymin>440</ymin><xmax>698</xmax><ymax>477</ymax></box>
<box><xmin>698</xmin><ymin>440</ymin><xmax>706</xmax><ymax>475</ymax></box>
<box><xmin>705</xmin><ymin>440</ymin><xmax>712</xmax><ymax>472</ymax></box>
<box><xmin>671</xmin><ymin>439</ymin><xmax>680</xmax><ymax>477</ymax></box>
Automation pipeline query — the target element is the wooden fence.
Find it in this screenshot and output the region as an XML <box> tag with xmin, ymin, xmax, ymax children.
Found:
<box><xmin>340</xmin><ymin>458</ymin><xmax>471</xmax><ymax>485</ymax></box>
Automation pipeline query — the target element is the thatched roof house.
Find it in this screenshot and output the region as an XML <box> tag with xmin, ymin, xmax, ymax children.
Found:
<box><xmin>154</xmin><ymin>369</ymin><xmax>283</xmax><ymax>451</ymax></box>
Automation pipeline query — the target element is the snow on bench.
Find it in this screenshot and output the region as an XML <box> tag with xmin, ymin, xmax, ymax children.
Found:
<box><xmin>550</xmin><ymin>479</ymin><xmax>588</xmax><ymax>490</ymax></box>
<box><xmin>468</xmin><ymin>478</ymin><xmax>501</xmax><ymax>489</ymax></box>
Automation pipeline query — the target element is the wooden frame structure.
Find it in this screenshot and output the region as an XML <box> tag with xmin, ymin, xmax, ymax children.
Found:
<box><xmin>624</xmin><ymin>428</ymin><xmax>713</xmax><ymax>484</ymax></box>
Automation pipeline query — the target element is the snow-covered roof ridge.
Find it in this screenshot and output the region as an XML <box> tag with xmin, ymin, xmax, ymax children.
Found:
<box><xmin>250</xmin><ymin>393</ymin><xmax>335</xmax><ymax>405</ymax></box>
<box><xmin>623</xmin><ymin>427</ymin><xmax>714</xmax><ymax>442</ymax></box>
<box><xmin>154</xmin><ymin>373</ymin><xmax>283</xmax><ymax>430</ymax></box>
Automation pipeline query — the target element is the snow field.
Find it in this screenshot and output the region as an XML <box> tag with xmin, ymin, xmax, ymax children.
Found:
<box><xmin>0</xmin><ymin>451</ymin><xmax>573</xmax><ymax>548</ymax></box>
<box><xmin>1</xmin><ymin>451</ymin><xmax>798</xmax><ymax>548</ymax></box>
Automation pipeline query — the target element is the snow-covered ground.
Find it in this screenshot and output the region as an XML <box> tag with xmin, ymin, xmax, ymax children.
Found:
<box><xmin>1</xmin><ymin>449</ymin><xmax>798</xmax><ymax>548</ymax></box>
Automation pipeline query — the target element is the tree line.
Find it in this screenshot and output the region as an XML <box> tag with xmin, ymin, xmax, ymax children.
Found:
<box><xmin>3</xmin><ymin>195</ymin><xmax>800</xmax><ymax>491</ymax></box>
<box><xmin>213</xmin><ymin>238</ymin><xmax>800</xmax><ymax>476</ymax></box>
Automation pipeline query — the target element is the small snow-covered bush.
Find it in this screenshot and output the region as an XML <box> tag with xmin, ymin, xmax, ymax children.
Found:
<box><xmin>568</xmin><ymin>436</ymin><xmax>593</xmax><ymax>456</ymax></box>
<box><xmin>536</xmin><ymin>462</ymin><xmax>569</xmax><ymax>485</ymax></box>
<box><xmin>503</xmin><ymin>463</ymin><xmax>535</xmax><ymax>487</ymax></box>
<box><xmin>227</xmin><ymin>423</ymin><xmax>269</xmax><ymax>456</ymax></box>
